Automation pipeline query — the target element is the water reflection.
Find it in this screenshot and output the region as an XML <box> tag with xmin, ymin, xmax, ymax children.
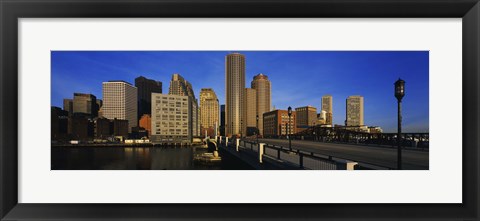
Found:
<box><xmin>51</xmin><ymin>146</ymin><xmax>226</xmax><ymax>170</ymax></box>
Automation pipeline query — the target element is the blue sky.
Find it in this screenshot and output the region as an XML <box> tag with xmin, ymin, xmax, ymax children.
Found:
<box><xmin>51</xmin><ymin>51</ymin><xmax>429</xmax><ymax>133</ymax></box>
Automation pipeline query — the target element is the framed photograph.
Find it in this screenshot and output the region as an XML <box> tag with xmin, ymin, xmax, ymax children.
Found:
<box><xmin>1</xmin><ymin>0</ymin><xmax>478</xmax><ymax>220</ymax></box>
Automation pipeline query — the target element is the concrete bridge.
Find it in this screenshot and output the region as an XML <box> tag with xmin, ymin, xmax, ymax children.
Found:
<box><xmin>215</xmin><ymin>137</ymin><xmax>428</xmax><ymax>170</ymax></box>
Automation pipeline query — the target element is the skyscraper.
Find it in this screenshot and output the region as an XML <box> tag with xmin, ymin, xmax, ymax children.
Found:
<box><xmin>169</xmin><ymin>74</ymin><xmax>195</xmax><ymax>97</ymax></box>
<box><xmin>321</xmin><ymin>95</ymin><xmax>333</xmax><ymax>125</ymax></box>
<box><xmin>73</xmin><ymin>93</ymin><xmax>98</xmax><ymax>117</ymax></box>
<box><xmin>135</xmin><ymin>76</ymin><xmax>162</xmax><ymax>120</ymax></box>
<box><xmin>168</xmin><ymin>74</ymin><xmax>200</xmax><ymax>137</ymax></box>
<box><xmin>102</xmin><ymin>81</ymin><xmax>138</xmax><ymax>132</ymax></box>
<box><xmin>346</xmin><ymin>95</ymin><xmax>364</xmax><ymax>126</ymax></box>
<box><xmin>245</xmin><ymin>88</ymin><xmax>257</xmax><ymax>135</ymax></box>
<box><xmin>199</xmin><ymin>88</ymin><xmax>219</xmax><ymax>136</ymax></box>
<box><xmin>220</xmin><ymin>104</ymin><xmax>225</xmax><ymax>136</ymax></box>
<box><xmin>225</xmin><ymin>53</ymin><xmax>246</xmax><ymax>136</ymax></box>
<box><xmin>96</xmin><ymin>99</ymin><xmax>103</xmax><ymax>109</ymax></box>
<box><xmin>251</xmin><ymin>73</ymin><xmax>271</xmax><ymax>135</ymax></box>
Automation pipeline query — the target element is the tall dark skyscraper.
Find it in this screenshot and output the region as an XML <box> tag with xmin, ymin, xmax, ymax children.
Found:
<box><xmin>220</xmin><ymin>104</ymin><xmax>226</xmax><ymax>136</ymax></box>
<box><xmin>135</xmin><ymin>76</ymin><xmax>162</xmax><ymax>120</ymax></box>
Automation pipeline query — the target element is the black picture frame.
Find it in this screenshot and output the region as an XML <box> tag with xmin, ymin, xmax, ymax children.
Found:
<box><xmin>1</xmin><ymin>0</ymin><xmax>479</xmax><ymax>220</ymax></box>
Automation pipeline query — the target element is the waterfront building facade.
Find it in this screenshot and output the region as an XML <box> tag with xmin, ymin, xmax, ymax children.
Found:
<box><xmin>135</xmin><ymin>76</ymin><xmax>162</xmax><ymax>120</ymax></box>
<box><xmin>93</xmin><ymin>117</ymin><xmax>129</xmax><ymax>139</ymax></box>
<box><xmin>112</xmin><ymin>119</ymin><xmax>129</xmax><ymax>138</ymax></box>
<box><xmin>94</xmin><ymin>117</ymin><xmax>111</xmax><ymax>139</ymax></box>
<box><xmin>199</xmin><ymin>88</ymin><xmax>219</xmax><ymax>137</ymax></box>
<box><xmin>51</xmin><ymin>107</ymin><xmax>69</xmax><ymax>140</ymax></box>
<box><xmin>251</xmin><ymin>73</ymin><xmax>271</xmax><ymax>135</ymax></box>
<box><xmin>151</xmin><ymin>93</ymin><xmax>193</xmax><ymax>144</ymax></box>
<box><xmin>346</xmin><ymin>95</ymin><xmax>364</xmax><ymax>126</ymax></box>
<box><xmin>263</xmin><ymin>110</ymin><xmax>296</xmax><ymax>137</ymax></box>
<box><xmin>225</xmin><ymin>53</ymin><xmax>246</xmax><ymax>137</ymax></box>
<box><xmin>68</xmin><ymin>116</ymin><xmax>91</xmax><ymax>140</ymax></box>
<box><xmin>102</xmin><ymin>81</ymin><xmax>138</xmax><ymax>132</ymax></box>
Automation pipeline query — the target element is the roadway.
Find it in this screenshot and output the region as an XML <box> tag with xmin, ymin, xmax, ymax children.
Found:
<box><xmin>257</xmin><ymin>138</ymin><xmax>429</xmax><ymax>170</ymax></box>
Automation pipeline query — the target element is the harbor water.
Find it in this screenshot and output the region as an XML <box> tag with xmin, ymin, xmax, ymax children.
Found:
<box><xmin>51</xmin><ymin>146</ymin><xmax>252</xmax><ymax>170</ymax></box>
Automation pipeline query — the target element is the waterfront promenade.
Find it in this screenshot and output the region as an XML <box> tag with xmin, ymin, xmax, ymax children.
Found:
<box><xmin>256</xmin><ymin>138</ymin><xmax>428</xmax><ymax>170</ymax></box>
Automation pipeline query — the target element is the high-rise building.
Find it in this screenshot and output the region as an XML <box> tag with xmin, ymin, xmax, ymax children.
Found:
<box><xmin>245</xmin><ymin>88</ymin><xmax>257</xmax><ymax>131</ymax></box>
<box><xmin>168</xmin><ymin>73</ymin><xmax>200</xmax><ymax>137</ymax></box>
<box><xmin>251</xmin><ymin>73</ymin><xmax>271</xmax><ymax>135</ymax></box>
<box><xmin>96</xmin><ymin>99</ymin><xmax>103</xmax><ymax>118</ymax></box>
<box><xmin>346</xmin><ymin>95</ymin><xmax>364</xmax><ymax>126</ymax></box>
<box><xmin>321</xmin><ymin>95</ymin><xmax>333</xmax><ymax>125</ymax></box>
<box><xmin>73</xmin><ymin>93</ymin><xmax>98</xmax><ymax>117</ymax></box>
<box><xmin>135</xmin><ymin>76</ymin><xmax>162</xmax><ymax>120</ymax></box>
<box><xmin>199</xmin><ymin>88</ymin><xmax>219</xmax><ymax>136</ymax></box>
<box><xmin>295</xmin><ymin>106</ymin><xmax>317</xmax><ymax>130</ymax></box>
<box><xmin>102</xmin><ymin>81</ymin><xmax>138</xmax><ymax>132</ymax></box>
<box><xmin>220</xmin><ymin>104</ymin><xmax>225</xmax><ymax>136</ymax></box>
<box><xmin>63</xmin><ymin>99</ymin><xmax>73</xmax><ymax>116</ymax></box>
<box><xmin>98</xmin><ymin>107</ymin><xmax>104</xmax><ymax>118</ymax></box>
<box><xmin>263</xmin><ymin>109</ymin><xmax>296</xmax><ymax>137</ymax></box>
<box><xmin>96</xmin><ymin>99</ymin><xmax>103</xmax><ymax>109</ymax></box>
<box><xmin>151</xmin><ymin>93</ymin><xmax>193</xmax><ymax>144</ymax></box>
<box><xmin>225</xmin><ymin>53</ymin><xmax>246</xmax><ymax>136</ymax></box>
<box><xmin>169</xmin><ymin>74</ymin><xmax>195</xmax><ymax>97</ymax></box>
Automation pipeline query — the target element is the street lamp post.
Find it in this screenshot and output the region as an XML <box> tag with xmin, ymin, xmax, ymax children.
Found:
<box><xmin>288</xmin><ymin>106</ymin><xmax>292</xmax><ymax>151</ymax></box>
<box><xmin>256</xmin><ymin>115</ymin><xmax>259</xmax><ymax>144</ymax></box>
<box><xmin>313</xmin><ymin>122</ymin><xmax>316</xmax><ymax>141</ymax></box>
<box><xmin>395</xmin><ymin>78</ymin><xmax>405</xmax><ymax>170</ymax></box>
<box><xmin>241</xmin><ymin>119</ymin><xmax>243</xmax><ymax>138</ymax></box>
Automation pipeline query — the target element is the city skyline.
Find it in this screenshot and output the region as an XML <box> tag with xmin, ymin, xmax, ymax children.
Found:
<box><xmin>51</xmin><ymin>51</ymin><xmax>429</xmax><ymax>133</ymax></box>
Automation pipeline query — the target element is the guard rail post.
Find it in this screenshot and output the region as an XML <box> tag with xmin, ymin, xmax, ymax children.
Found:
<box><xmin>259</xmin><ymin>143</ymin><xmax>265</xmax><ymax>163</ymax></box>
<box><xmin>336</xmin><ymin>160</ymin><xmax>358</xmax><ymax>170</ymax></box>
<box><xmin>236</xmin><ymin>138</ymin><xmax>240</xmax><ymax>152</ymax></box>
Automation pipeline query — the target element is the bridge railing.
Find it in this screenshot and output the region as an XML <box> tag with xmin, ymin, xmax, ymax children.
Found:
<box><xmin>261</xmin><ymin>141</ymin><xmax>394</xmax><ymax>170</ymax></box>
<box><xmin>217</xmin><ymin>137</ymin><xmax>392</xmax><ymax>170</ymax></box>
